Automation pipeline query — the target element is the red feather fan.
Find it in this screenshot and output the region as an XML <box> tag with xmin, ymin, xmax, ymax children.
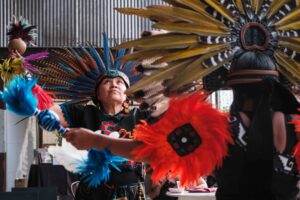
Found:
<box><xmin>132</xmin><ymin>92</ymin><xmax>233</xmax><ymax>186</ymax></box>
<box><xmin>32</xmin><ymin>84</ymin><xmax>54</xmax><ymax>110</ymax></box>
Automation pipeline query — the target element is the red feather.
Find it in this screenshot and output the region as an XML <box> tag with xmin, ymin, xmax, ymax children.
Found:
<box><xmin>32</xmin><ymin>84</ymin><xmax>54</xmax><ymax>110</ymax></box>
<box><xmin>132</xmin><ymin>92</ymin><xmax>233</xmax><ymax>187</ymax></box>
<box><xmin>290</xmin><ymin>110</ymin><xmax>300</xmax><ymax>172</ymax></box>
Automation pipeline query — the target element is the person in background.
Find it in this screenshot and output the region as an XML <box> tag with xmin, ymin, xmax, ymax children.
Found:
<box><xmin>215</xmin><ymin>50</ymin><xmax>300</xmax><ymax>200</ymax></box>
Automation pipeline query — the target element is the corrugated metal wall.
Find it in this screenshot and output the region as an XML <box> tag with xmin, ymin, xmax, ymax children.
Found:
<box><xmin>0</xmin><ymin>0</ymin><xmax>166</xmax><ymax>47</ymax></box>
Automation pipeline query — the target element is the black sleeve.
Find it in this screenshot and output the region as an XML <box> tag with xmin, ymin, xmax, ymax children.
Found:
<box><xmin>131</xmin><ymin>107</ymin><xmax>150</xmax><ymax>125</ymax></box>
<box><xmin>59</xmin><ymin>103</ymin><xmax>85</xmax><ymax>127</ymax></box>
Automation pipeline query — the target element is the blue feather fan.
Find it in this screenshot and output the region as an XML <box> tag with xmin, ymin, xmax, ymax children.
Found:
<box><xmin>77</xmin><ymin>148</ymin><xmax>127</xmax><ymax>188</ymax></box>
<box><xmin>0</xmin><ymin>77</ymin><xmax>38</xmax><ymax>116</ymax></box>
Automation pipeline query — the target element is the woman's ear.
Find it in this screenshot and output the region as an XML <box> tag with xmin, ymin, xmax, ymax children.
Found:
<box><xmin>122</xmin><ymin>98</ymin><xmax>130</xmax><ymax>114</ymax></box>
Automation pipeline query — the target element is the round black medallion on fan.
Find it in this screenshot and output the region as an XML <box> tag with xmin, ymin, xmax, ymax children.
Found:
<box><xmin>167</xmin><ymin>123</ymin><xmax>201</xmax><ymax>157</ymax></box>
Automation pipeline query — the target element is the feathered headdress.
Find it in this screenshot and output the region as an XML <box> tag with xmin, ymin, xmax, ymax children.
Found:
<box><xmin>114</xmin><ymin>0</ymin><xmax>300</xmax><ymax>186</ymax></box>
<box><xmin>115</xmin><ymin>0</ymin><xmax>300</xmax><ymax>99</ymax></box>
<box><xmin>29</xmin><ymin>33</ymin><xmax>141</xmax><ymax>104</ymax></box>
<box><xmin>7</xmin><ymin>16</ymin><xmax>37</xmax><ymax>55</ymax></box>
<box><xmin>0</xmin><ymin>52</ymin><xmax>48</xmax><ymax>85</ymax></box>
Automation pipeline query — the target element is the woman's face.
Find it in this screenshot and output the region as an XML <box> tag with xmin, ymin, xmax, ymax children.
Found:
<box><xmin>97</xmin><ymin>77</ymin><xmax>127</xmax><ymax>105</ymax></box>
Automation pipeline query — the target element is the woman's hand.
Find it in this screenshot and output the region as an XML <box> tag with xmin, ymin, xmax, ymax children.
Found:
<box><xmin>64</xmin><ymin>128</ymin><xmax>100</xmax><ymax>150</ymax></box>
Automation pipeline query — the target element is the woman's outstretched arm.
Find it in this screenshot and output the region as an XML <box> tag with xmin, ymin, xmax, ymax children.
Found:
<box><xmin>64</xmin><ymin>127</ymin><xmax>146</xmax><ymax>161</ymax></box>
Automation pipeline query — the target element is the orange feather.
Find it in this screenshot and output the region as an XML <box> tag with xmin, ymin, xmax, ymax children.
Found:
<box><xmin>132</xmin><ymin>92</ymin><xmax>233</xmax><ymax>186</ymax></box>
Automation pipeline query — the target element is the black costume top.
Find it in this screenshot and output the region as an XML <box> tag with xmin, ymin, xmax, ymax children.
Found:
<box><xmin>60</xmin><ymin>103</ymin><xmax>148</xmax><ymax>200</ymax></box>
<box><xmin>215</xmin><ymin>112</ymin><xmax>299</xmax><ymax>200</ymax></box>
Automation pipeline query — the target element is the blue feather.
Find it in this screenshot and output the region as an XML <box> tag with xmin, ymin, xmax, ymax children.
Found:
<box><xmin>88</xmin><ymin>47</ymin><xmax>105</xmax><ymax>73</ymax></box>
<box><xmin>58</xmin><ymin>63</ymin><xmax>76</xmax><ymax>75</ymax></box>
<box><xmin>85</xmin><ymin>70</ymin><xmax>99</xmax><ymax>80</ymax></box>
<box><xmin>114</xmin><ymin>48</ymin><xmax>127</xmax><ymax>70</ymax></box>
<box><xmin>48</xmin><ymin>86</ymin><xmax>70</xmax><ymax>90</ymax></box>
<box><xmin>64</xmin><ymin>80</ymin><xmax>93</xmax><ymax>89</ymax></box>
<box><xmin>103</xmin><ymin>33</ymin><xmax>111</xmax><ymax>71</ymax></box>
<box><xmin>129</xmin><ymin>75</ymin><xmax>143</xmax><ymax>85</ymax></box>
<box><xmin>0</xmin><ymin>77</ymin><xmax>38</xmax><ymax>116</ymax></box>
<box><xmin>70</xmin><ymin>48</ymin><xmax>82</xmax><ymax>62</ymax></box>
<box><xmin>69</xmin><ymin>84</ymin><xmax>94</xmax><ymax>91</ymax></box>
<box><xmin>77</xmin><ymin>148</ymin><xmax>127</xmax><ymax>188</ymax></box>
<box><xmin>122</xmin><ymin>61</ymin><xmax>136</xmax><ymax>74</ymax></box>
<box><xmin>84</xmin><ymin>71</ymin><xmax>98</xmax><ymax>81</ymax></box>
<box><xmin>77</xmin><ymin>76</ymin><xmax>97</xmax><ymax>85</ymax></box>
<box><xmin>79</xmin><ymin>45</ymin><xmax>87</xmax><ymax>54</ymax></box>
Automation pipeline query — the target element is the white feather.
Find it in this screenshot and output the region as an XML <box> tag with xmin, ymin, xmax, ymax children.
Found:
<box><xmin>151</xmin><ymin>97</ymin><xmax>170</xmax><ymax>117</ymax></box>
<box><xmin>48</xmin><ymin>139</ymin><xmax>88</xmax><ymax>173</ymax></box>
<box><xmin>142</xmin><ymin>57</ymin><xmax>168</xmax><ymax>69</ymax></box>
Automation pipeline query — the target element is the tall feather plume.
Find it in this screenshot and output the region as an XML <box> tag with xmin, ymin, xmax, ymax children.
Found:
<box><xmin>258</xmin><ymin>0</ymin><xmax>273</xmax><ymax>20</ymax></box>
<box><xmin>251</xmin><ymin>0</ymin><xmax>264</xmax><ymax>14</ymax></box>
<box><xmin>205</xmin><ymin>8</ymin><xmax>231</xmax><ymax>27</ymax></box>
<box><xmin>242</xmin><ymin>0</ymin><xmax>255</xmax><ymax>19</ymax></box>
<box><xmin>167</xmin><ymin>0</ymin><xmax>206</xmax><ymax>12</ymax></box>
<box><xmin>161</xmin><ymin>0</ymin><xmax>193</xmax><ymax>8</ymax></box>
<box><xmin>267</xmin><ymin>0</ymin><xmax>290</xmax><ymax>19</ymax></box>
<box><xmin>280</xmin><ymin>47</ymin><xmax>300</xmax><ymax>62</ymax></box>
<box><xmin>268</xmin><ymin>0</ymin><xmax>297</xmax><ymax>25</ymax></box>
<box><xmin>135</xmin><ymin>57</ymin><xmax>168</xmax><ymax>77</ymax></box>
<box><xmin>116</xmin><ymin>0</ymin><xmax>300</xmax><ymax>103</ymax></box>
<box><xmin>219</xmin><ymin>0</ymin><xmax>241</xmax><ymax>17</ymax></box>
<box><xmin>278</xmin><ymin>37</ymin><xmax>300</xmax><ymax>53</ymax></box>
<box><xmin>276</xmin><ymin>30</ymin><xmax>300</xmax><ymax>38</ymax></box>
<box><xmin>147</xmin><ymin>5</ymin><xmax>222</xmax><ymax>25</ymax></box>
<box><xmin>126</xmin><ymin>59</ymin><xmax>191</xmax><ymax>96</ymax></box>
<box><xmin>274</xmin><ymin>4</ymin><xmax>300</xmax><ymax>27</ymax></box>
<box><xmin>152</xmin><ymin>43</ymin><xmax>230</xmax><ymax>65</ymax></box>
<box><xmin>117</xmin><ymin>34</ymin><xmax>201</xmax><ymax>50</ymax></box>
<box><xmin>88</xmin><ymin>46</ymin><xmax>106</xmax><ymax>73</ymax></box>
<box><xmin>203</xmin><ymin>0</ymin><xmax>236</xmax><ymax>23</ymax></box>
<box><xmin>165</xmin><ymin>50</ymin><xmax>234</xmax><ymax>91</ymax></box>
<box><xmin>103</xmin><ymin>33</ymin><xmax>111</xmax><ymax>70</ymax></box>
<box><xmin>199</xmin><ymin>36</ymin><xmax>233</xmax><ymax>44</ymax></box>
<box><xmin>120</xmin><ymin>49</ymin><xmax>175</xmax><ymax>62</ymax></box>
<box><xmin>114</xmin><ymin>48</ymin><xmax>126</xmax><ymax>70</ymax></box>
<box><xmin>277</xmin><ymin>64</ymin><xmax>299</xmax><ymax>85</ymax></box>
<box><xmin>79</xmin><ymin>46</ymin><xmax>99</xmax><ymax>72</ymax></box>
<box><xmin>234</xmin><ymin>0</ymin><xmax>245</xmax><ymax>14</ymax></box>
<box><xmin>274</xmin><ymin>51</ymin><xmax>300</xmax><ymax>80</ymax></box>
<box><xmin>116</xmin><ymin>0</ymin><xmax>234</xmax><ymax>98</ymax></box>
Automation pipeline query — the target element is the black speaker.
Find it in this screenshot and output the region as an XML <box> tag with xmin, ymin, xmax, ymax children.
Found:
<box><xmin>0</xmin><ymin>191</ymin><xmax>38</xmax><ymax>200</ymax></box>
<box><xmin>12</xmin><ymin>187</ymin><xmax>57</xmax><ymax>200</ymax></box>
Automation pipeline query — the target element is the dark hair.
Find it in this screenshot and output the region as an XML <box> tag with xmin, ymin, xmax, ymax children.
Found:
<box><xmin>229</xmin><ymin>51</ymin><xmax>299</xmax><ymax>114</ymax></box>
<box><xmin>231</xmin><ymin>50</ymin><xmax>276</xmax><ymax>71</ymax></box>
<box><xmin>227</xmin><ymin>50</ymin><xmax>279</xmax><ymax>85</ymax></box>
